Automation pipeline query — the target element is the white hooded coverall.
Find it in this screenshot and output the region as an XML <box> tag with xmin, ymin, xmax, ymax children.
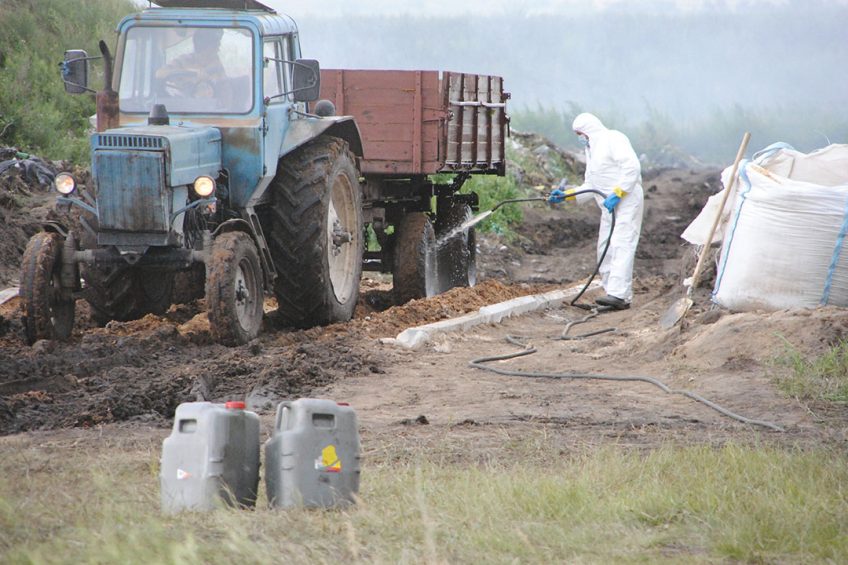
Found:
<box><xmin>570</xmin><ymin>113</ymin><xmax>644</xmax><ymax>303</ymax></box>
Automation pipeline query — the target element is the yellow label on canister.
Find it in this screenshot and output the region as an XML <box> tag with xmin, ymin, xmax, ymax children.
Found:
<box><xmin>315</xmin><ymin>445</ymin><xmax>342</xmax><ymax>473</ymax></box>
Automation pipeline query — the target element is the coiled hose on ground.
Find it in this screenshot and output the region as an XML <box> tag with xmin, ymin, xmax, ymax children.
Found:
<box><xmin>468</xmin><ymin>189</ymin><xmax>784</xmax><ymax>432</ymax></box>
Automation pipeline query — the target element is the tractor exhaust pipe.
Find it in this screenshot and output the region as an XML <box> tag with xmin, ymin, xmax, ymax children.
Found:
<box><xmin>96</xmin><ymin>40</ymin><xmax>119</xmax><ymax>132</ymax></box>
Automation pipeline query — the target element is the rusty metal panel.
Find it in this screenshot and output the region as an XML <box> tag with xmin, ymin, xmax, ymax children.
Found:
<box><xmin>320</xmin><ymin>69</ymin><xmax>442</xmax><ymax>176</ymax></box>
<box><xmin>94</xmin><ymin>150</ymin><xmax>168</xmax><ymax>233</ymax></box>
<box><xmin>319</xmin><ymin>69</ymin><xmax>507</xmax><ymax>176</ymax></box>
<box><xmin>443</xmin><ymin>72</ymin><xmax>507</xmax><ymax>173</ymax></box>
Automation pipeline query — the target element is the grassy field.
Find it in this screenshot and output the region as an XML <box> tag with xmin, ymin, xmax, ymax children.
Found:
<box><xmin>775</xmin><ymin>339</ymin><xmax>848</xmax><ymax>404</ymax></box>
<box><xmin>1</xmin><ymin>430</ymin><xmax>846</xmax><ymax>564</ymax></box>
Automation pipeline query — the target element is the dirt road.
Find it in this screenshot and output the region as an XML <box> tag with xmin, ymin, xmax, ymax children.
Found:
<box><xmin>1</xmin><ymin>135</ymin><xmax>846</xmax><ymax>450</ymax></box>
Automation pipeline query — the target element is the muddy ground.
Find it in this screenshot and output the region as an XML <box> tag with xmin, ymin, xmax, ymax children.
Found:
<box><xmin>1</xmin><ymin>136</ymin><xmax>846</xmax><ymax>451</ymax></box>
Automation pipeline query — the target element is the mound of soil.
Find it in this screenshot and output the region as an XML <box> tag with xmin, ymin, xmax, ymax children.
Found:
<box><xmin>0</xmin><ymin>295</ymin><xmax>383</xmax><ymax>434</ymax></box>
<box><xmin>0</xmin><ymin>152</ymin><xmax>88</xmax><ymax>288</ymax></box>
<box><xmin>0</xmin><ymin>277</ymin><xmax>559</xmax><ymax>434</ymax></box>
<box><xmin>354</xmin><ymin>279</ymin><xmax>554</xmax><ymax>338</ymax></box>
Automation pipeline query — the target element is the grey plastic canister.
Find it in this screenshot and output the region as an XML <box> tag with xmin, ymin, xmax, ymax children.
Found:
<box><xmin>265</xmin><ymin>399</ymin><xmax>361</xmax><ymax>509</ymax></box>
<box><xmin>160</xmin><ymin>401</ymin><xmax>260</xmax><ymax>513</ymax></box>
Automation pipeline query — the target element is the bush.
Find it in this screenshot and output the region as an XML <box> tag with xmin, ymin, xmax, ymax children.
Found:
<box><xmin>0</xmin><ymin>0</ymin><xmax>137</xmax><ymax>163</ymax></box>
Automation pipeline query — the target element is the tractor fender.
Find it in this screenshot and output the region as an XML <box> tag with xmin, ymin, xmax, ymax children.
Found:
<box><xmin>280</xmin><ymin>116</ymin><xmax>364</xmax><ymax>160</ymax></box>
<box><xmin>212</xmin><ymin>219</ymin><xmax>257</xmax><ymax>245</ymax></box>
<box><xmin>41</xmin><ymin>222</ymin><xmax>69</xmax><ymax>238</ymax></box>
<box><xmin>211</xmin><ymin>219</ymin><xmax>275</xmax><ymax>289</ymax></box>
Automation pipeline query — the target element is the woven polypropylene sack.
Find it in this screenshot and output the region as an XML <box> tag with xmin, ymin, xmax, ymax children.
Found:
<box><xmin>711</xmin><ymin>144</ymin><xmax>848</xmax><ymax>311</ymax></box>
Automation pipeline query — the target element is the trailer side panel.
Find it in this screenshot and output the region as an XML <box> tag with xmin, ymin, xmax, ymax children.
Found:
<box><xmin>320</xmin><ymin>69</ymin><xmax>507</xmax><ymax>176</ymax></box>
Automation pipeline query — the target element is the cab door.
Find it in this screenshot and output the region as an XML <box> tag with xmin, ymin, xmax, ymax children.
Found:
<box><xmin>261</xmin><ymin>35</ymin><xmax>292</xmax><ymax>188</ymax></box>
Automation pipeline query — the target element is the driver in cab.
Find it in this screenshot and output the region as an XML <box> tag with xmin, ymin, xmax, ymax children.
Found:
<box><xmin>156</xmin><ymin>28</ymin><xmax>226</xmax><ymax>99</ymax></box>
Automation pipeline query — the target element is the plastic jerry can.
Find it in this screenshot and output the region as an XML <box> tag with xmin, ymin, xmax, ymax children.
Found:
<box><xmin>160</xmin><ymin>401</ymin><xmax>260</xmax><ymax>513</ymax></box>
<box><xmin>265</xmin><ymin>399</ymin><xmax>361</xmax><ymax>509</ymax></box>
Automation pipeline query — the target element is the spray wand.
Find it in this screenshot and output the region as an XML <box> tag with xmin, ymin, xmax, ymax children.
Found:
<box><xmin>457</xmin><ymin>195</ymin><xmax>549</xmax><ymax>232</ymax></box>
<box><xmin>454</xmin><ymin>187</ymin><xmax>614</xmax><ymax>309</ymax></box>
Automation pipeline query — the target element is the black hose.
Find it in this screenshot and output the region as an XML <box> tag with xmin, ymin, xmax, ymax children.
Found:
<box><xmin>469</xmin><ymin>337</ymin><xmax>784</xmax><ymax>432</ymax></box>
<box><xmin>559</xmin><ymin>309</ymin><xmax>615</xmax><ymax>340</ymax></box>
<box><xmin>559</xmin><ymin>188</ymin><xmax>615</xmax><ymax>308</ymax></box>
<box><xmin>489</xmin><ymin>189</ymin><xmax>614</xmax><ymax>308</ymax></box>
<box><xmin>469</xmin><ymin>189</ymin><xmax>784</xmax><ymax>432</ymax></box>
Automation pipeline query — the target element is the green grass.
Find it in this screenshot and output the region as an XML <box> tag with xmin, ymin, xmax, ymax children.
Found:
<box><xmin>1</xmin><ymin>434</ymin><xmax>846</xmax><ymax>564</ymax></box>
<box><xmin>775</xmin><ymin>339</ymin><xmax>848</xmax><ymax>403</ymax></box>
<box><xmin>0</xmin><ymin>0</ymin><xmax>137</xmax><ymax>163</ymax></box>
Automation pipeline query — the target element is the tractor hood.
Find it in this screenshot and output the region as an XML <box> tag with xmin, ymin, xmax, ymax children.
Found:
<box><xmin>91</xmin><ymin>125</ymin><xmax>222</xmax><ymax>187</ymax></box>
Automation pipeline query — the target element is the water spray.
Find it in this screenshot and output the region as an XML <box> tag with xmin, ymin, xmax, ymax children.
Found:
<box><xmin>456</xmin><ymin>197</ymin><xmax>549</xmax><ymax>232</ymax></box>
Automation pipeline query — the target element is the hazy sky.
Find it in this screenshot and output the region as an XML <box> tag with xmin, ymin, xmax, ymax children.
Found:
<box><xmin>264</xmin><ymin>0</ymin><xmax>840</xmax><ymax>17</ymax></box>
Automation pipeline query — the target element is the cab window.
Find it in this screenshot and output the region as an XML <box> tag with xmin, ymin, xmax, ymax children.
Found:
<box><xmin>263</xmin><ymin>38</ymin><xmax>283</xmax><ymax>102</ymax></box>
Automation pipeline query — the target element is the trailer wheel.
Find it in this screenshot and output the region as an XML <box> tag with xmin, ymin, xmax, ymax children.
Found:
<box><xmin>393</xmin><ymin>212</ymin><xmax>438</xmax><ymax>303</ymax></box>
<box><xmin>82</xmin><ymin>266</ymin><xmax>173</xmax><ymax>326</ymax></box>
<box><xmin>206</xmin><ymin>232</ymin><xmax>264</xmax><ymax>346</ymax></box>
<box><xmin>436</xmin><ymin>201</ymin><xmax>477</xmax><ymax>292</ymax></box>
<box><xmin>20</xmin><ymin>232</ymin><xmax>75</xmax><ymax>344</ymax></box>
<box><xmin>266</xmin><ymin>136</ymin><xmax>363</xmax><ymax>328</ymax></box>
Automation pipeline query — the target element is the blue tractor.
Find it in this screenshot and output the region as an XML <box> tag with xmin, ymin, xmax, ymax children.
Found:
<box><xmin>21</xmin><ymin>0</ymin><xmax>366</xmax><ymax>345</ymax></box>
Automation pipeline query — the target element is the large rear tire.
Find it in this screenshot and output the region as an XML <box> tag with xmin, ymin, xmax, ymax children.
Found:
<box><xmin>393</xmin><ymin>212</ymin><xmax>438</xmax><ymax>303</ymax></box>
<box><xmin>436</xmin><ymin>201</ymin><xmax>477</xmax><ymax>292</ymax></box>
<box><xmin>82</xmin><ymin>266</ymin><xmax>173</xmax><ymax>326</ymax></box>
<box><xmin>20</xmin><ymin>232</ymin><xmax>75</xmax><ymax>344</ymax></box>
<box><xmin>265</xmin><ymin>136</ymin><xmax>363</xmax><ymax>328</ymax></box>
<box><xmin>206</xmin><ymin>232</ymin><xmax>264</xmax><ymax>346</ymax></box>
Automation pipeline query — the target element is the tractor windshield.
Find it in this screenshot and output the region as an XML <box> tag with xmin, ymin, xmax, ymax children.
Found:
<box><xmin>119</xmin><ymin>26</ymin><xmax>254</xmax><ymax>114</ymax></box>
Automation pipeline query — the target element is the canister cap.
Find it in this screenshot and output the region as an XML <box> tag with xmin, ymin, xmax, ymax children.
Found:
<box><xmin>225</xmin><ymin>401</ymin><xmax>246</xmax><ymax>410</ymax></box>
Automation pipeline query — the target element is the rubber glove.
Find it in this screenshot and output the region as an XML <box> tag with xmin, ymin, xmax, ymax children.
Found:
<box><xmin>548</xmin><ymin>188</ymin><xmax>566</xmax><ymax>204</ymax></box>
<box><xmin>603</xmin><ymin>187</ymin><xmax>626</xmax><ymax>213</ymax></box>
<box><xmin>603</xmin><ymin>193</ymin><xmax>620</xmax><ymax>213</ymax></box>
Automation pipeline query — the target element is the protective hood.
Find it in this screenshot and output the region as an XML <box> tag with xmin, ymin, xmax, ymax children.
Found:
<box><xmin>572</xmin><ymin>113</ymin><xmax>607</xmax><ymax>139</ymax></box>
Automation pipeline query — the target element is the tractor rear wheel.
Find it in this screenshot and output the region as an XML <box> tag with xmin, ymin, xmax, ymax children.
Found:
<box><xmin>392</xmin><ymin>212</ymin><xmax>438</xmax><ymax>303</ymax></box>
<box><xmin>20</xmin><ymin>232</ymin><xmax>75</xmax><ymax>343</ymax></box>
<box><xmin>265</xmin><ymin>136</ymin><xmax>363</xmax><ymax>328</ymax></box>
<box><xmin>206</xmin><ymin>231</ymin><xmax>264</xmax><ymax>346</ymax></box>
<box><xmin>436</xmin><ymin>201</ymin><xmax>477</xmax><ymax>292</ymax></box>
<box><xmin>82</xmin><ymin>266</ymin><xmax>173</xmax><ymax>326</ymax></box>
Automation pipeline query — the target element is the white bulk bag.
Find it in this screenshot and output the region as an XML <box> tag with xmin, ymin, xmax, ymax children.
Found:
<box><xmin>684</xmin><ymin>143</ymin><xmax>848</xmax><ymax>311</ymax></box>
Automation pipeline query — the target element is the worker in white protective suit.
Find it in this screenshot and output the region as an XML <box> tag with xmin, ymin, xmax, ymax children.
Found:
<box><xmin>548</xmin><ymin>113</ymin><xmax>644</xmax><ymax>310</ymax></box>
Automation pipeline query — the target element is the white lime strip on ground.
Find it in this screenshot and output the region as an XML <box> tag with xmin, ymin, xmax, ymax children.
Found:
<box><xmin>385</xmin><ymin>281</ymin><xmax>601</xmax><ymax>349</ymax></box>
<box><xmin>0</xmin><ymin>287</ymin><xmax>19</xmax><ymax>305</ymax></box>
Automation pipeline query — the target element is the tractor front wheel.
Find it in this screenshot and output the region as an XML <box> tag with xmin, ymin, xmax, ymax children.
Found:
<box><xmin>206</xmin><ymin>231</ymin><xmax>264</xmax><ymax>346</ymax></box>
<box><xmin>20</xmin><ymin>232</ymin><xmax>75</xmax><ymax>344</ymax></box>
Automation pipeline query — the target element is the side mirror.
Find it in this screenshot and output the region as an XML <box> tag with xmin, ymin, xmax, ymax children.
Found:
<box><xmin>292</xmin><ymin>59</ymin><xmax>320</xmax><ymax>103</ymax></box>
<box><xmin>62</xmin><ymin>50</ymin><xmax>89</xmax><ymax>94</ymax></box>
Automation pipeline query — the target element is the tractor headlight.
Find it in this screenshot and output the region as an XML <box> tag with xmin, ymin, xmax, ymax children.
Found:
<box><xmin>193</xmin><ymin>176</ymin><xmax>216</xmax><ymax>197</ymax></box>
<box><xmin>54</xmin><ymin>173</ymin><xmax>76</xmax><ymax>195</ymax></box>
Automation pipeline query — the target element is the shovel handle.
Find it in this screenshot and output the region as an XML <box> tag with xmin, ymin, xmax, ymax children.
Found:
<box><xmin>689</xmin><ymin>132</ymin><xmax>751</xmax><ymax>293</ymax></box>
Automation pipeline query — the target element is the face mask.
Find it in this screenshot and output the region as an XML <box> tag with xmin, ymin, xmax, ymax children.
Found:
<box><xmin>577</xmin><ymin>135</ymin><xmax>589</xmax><ymax>148</ymax></box>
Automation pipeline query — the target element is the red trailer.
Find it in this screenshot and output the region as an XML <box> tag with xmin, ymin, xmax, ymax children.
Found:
<box><xmin>319</xmin><ymin>69</ymin><xmax>510</xmax><ymax>300</ymax></box>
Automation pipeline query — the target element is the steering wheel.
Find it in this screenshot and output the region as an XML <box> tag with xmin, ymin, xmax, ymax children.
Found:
<box><xmin>160</xmin><ymin>68</ymin><xmax>203</xmax><ymax>97</ymax></box>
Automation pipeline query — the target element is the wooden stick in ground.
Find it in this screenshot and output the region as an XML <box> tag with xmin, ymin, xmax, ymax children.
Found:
<box><xmin>687</xmin><ymin>132</ymin><xmax>751</xmax><ymax>296</ymax></box>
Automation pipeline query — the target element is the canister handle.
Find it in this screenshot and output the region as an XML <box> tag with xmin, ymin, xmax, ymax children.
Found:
<box><xmin>275</xmin><ymin>401</ymin><xmax>293</xmax><ymax>432</ymax></box>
